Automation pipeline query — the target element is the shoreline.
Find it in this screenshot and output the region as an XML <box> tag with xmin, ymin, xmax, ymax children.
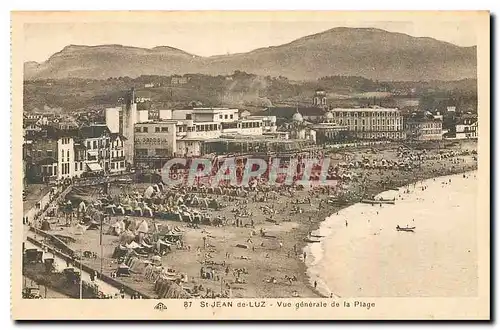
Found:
<box><xmin>302</xmin><ymin>166</ymin><xmax>478</xmax><ymax>298</ymax></box>
<box><xmin>31</xmin><ymin>141</ymin><xmax>478</xmax><ymax>299</ymax></box>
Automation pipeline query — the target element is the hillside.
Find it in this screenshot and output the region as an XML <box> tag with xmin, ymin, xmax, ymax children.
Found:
<box><xmin>24</xmin><ymin>28</ymin><xmax>477</xmax><ymax>82</ymax></box>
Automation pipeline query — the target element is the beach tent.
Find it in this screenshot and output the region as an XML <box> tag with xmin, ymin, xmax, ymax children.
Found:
<box><xmin>112</xmin><ymin>245</ymin><xmax>128</xmax><ymax>259</ymax></box>
<box><xmin>115</xmin><ymin>205</ymin><xmax>125</xmax><ymax>215</ymax></box>
<box><xmin>105</xmin><ymin>204</ymin><xmax>116</xmax><ymax>215</ymax></box>
<box><xmin>143</xmin><ymin>205</ymin><xmax>153</xmax><ymax>217</ymax></box>
<box><xmin>78</xmin><ymin>202</ymin><xmax>87</xmax><ymax>214</ymax></box>
<box><xmin>75</xmin><ymin>223</ymin><xmax>87</xmax><ymax>235</ymax></box>
<box><xmin>137</xmin><ymin>219</ymin><xmax>149</xmax><ymax>234</ymax></box>
<box><xmin>144</xmin><ymin>186</ymin><xmax>155</xmax><ymax>199</ymax></box>
<box><xmin>40</xmin><ymin>219</ymin><xmax>51</xmax><ymax>231</ymax></box>
<box><xmin>119</xmin><ymin>230</ymin><xmax>135</xmax><ymax>245</ymax></box>
<box><xmin>86</xmin><ymin>220</ymin><xmax>100</xmax><ymax>230</ymax></box>
<box><xmin>126</xmin><ymin>241</ymin><xmax>141</xmax><ymax>249</ymax></box>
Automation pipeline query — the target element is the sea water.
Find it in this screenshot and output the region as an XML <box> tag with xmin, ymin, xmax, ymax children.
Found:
<box><xmin>305</xmin><ymin>171</ymin><xmax>478</xmax><ymax>297</ymax></box>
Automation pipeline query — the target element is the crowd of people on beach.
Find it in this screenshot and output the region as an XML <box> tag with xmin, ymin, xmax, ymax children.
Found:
<box><xmin>28</xmin><ymin>141</ymin><xmax>478</xmax><ymax>300</ymax></box>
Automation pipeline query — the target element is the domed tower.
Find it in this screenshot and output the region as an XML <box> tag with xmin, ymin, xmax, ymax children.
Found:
<box><xmin>313</xmin><ymin>89</ymin><xmax>327</xmax><ymax>108</ymax></box>
<box><xmin>292</xmin><ymin>109</ymin><xmax>303</xmax><ymax>123</ymax></box>
<box><xmin>324</xmin><ymin>111</ymin><xmax>334</xmax><ymax>123</ymax></box>
<box><xmin>240</xmin><ymin>110</ymin><xmax>251</xmax><ymax>119</ymax></box>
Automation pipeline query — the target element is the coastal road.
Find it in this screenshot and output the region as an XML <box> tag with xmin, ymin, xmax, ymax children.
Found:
<box><xmin>24</xmin><ymin>239</ymin><xmax>131</xmax><ymax>299</ymax></box>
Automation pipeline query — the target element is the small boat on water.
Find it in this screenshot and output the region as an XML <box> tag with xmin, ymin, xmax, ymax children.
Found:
<box><xmin>396</xmin><ymin>225</ymin><xmax>415</xmax><ymax>232</ymax></box>
<box><xmin>304</xmin><ymin>237</ymin><xmax>322</xmax><ymax>243</ymax></box>
<box><xmin>361</xmin><ymin>198</ymin><xmax>396</xmax><ymax>205</ymax></box>
<box><xmin>308</xmin><ymin>232</ymin><xmax>325</xmax><ymax>238</ymax></box>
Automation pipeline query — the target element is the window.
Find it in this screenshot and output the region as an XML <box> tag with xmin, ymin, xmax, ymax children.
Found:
<box><xmin>224</xmin><ymin>115</ymin><xmax>228</xmax><ymax>119</ymax></box>
<box><xmin>111</xmin><ymin>163</ymin><xmax>115</xmax><ymax>169</ymax></box>
<box><xmin>219</xmin><ymin>115</ymin><xmax>223</xmax><ymax>119</ymax></box>
<box><xmin>155</xmin><ymin>127</ymin><xmax>160</xmax><ymax>133</ymax></box>
<box><xmin>87</xmin><ymin>141</ymin><xmax>91</xmax><ymax>149</ymax></box>
<box><xmin>230</xmin><ymin>114</ymin><xmax>233</xmax><ymax>119</ymax></box>
<box><xmin>186</xmin><ymin>114</ymin><xmax>192</xmax><ymax>120</ymax></box>
<box><xmin>75</xmin><ymin>163</ymin><xmax>78</xmax><ymax>171</ymax></box>
<box><xmin>161</xmin><ymin>127</ymin><xmax>168</xmax><ymax>132</ymax></box>
<box><xmin>93</xmin><ymin>141</ymin><xmax>97</xmax><ymax>149</ymax></box>
<box><xmin>136</xmin><ymin>149</ymin><xmax>148</xmax><ymax>156</ymax></box>
<box><xmin>135</xmin><ymin>127</ymin><xmax>141</xmax><ymax>133</ymax></box>
<box><xmin>67</xmin><ymin>150</ymin><xmax>70</xmax><ymax>159</ymax></box>
<box><xmin>80</xmin><ymin>162</ymin><xmax>83</xmax><ymax>171</ymax></box>
<box><xmin>143</xmin><ymin>127</ymin><xmax>148</xmax><ymax>133</ymax></box>
<box><xmin>47</xmin><ymin>150</ymin><xmax>53</xmax><ymax>157</ymax></box>
<box><xmin>120</xmin><ymin>162</ymin><xmax>125</xmax><ymax>168</ymax></box>
<box><xmin>37</xmin><ymin>150</ymin><xmax>42</xmax><ymax>158</ymax></box>
<box><xmin>155</xmin><ymin>148</ymin><xmax>168</xmax><ymax>156</ymax></box>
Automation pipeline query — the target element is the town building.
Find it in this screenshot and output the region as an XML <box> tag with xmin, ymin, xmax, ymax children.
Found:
<box><xmin>455</xmin><ymin>116</ymin><xmax>478</xmax><ymax>139</ymax></box>
<box><xmin>328</xmin><ymin>107</ymin><xmax>406</xmax><ymax>140</ymax></box>
<box><xmin>109</xmin><ymin>133</ymin><xmax>127</xmax><ymax>173</ymax></box>
<box><xmin>80</xmin><ymin>124</ymin><xmax>111</xmax><ymax>174</ymax></box>
<box><xmin>311</xmin><ymin>112</ymin><xmax>350</xmax><ymax>144</ymax></box>
<box><xmin>134</xmin><ymin>121</ymin><xmax>177</xmax><ymax>169</ymax></box>
<box><xmin>23</xmin><ymin>129</ymin><xmax>78</xmax><ymax>183</ymax></box>
<box><xmin>405</xmin><ymin>113</ymin><xmax>443</xmax><ymax>140</ymax></box>
<box><xmin>261</xmin><ymin>106</ymin><xmax>327</xmax><ymax>123</ymax></box>
<box><xmin>171</xmin><ymin>76</ymin><xmax>189</xmax><ymax>85</ymax></box>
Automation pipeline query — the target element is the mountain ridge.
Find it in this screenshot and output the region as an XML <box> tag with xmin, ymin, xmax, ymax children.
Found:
<box><xmin>24</xmin><ymin>27</ymin><xmax>477</xmax><ymax>81</ymax></box>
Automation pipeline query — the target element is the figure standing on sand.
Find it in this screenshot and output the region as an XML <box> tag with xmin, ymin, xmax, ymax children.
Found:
<box><xmin>303</xmin><ymin>252</ymin><xmax>307</xmax><ymax>261</ymax></box>
<box><xmin>345</xmin><ymin>220</ymin><xmax>348</xmax><ymax>227</ymax></box>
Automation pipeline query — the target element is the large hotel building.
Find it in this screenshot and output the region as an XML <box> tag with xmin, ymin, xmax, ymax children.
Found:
<box><xmin>329</xmin><ymin>107</ymin><xmax>406</xmax><ymax>140</ymax></box>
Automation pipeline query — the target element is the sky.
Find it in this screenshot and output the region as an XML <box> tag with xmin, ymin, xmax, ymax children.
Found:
<box><xmin>23</xmin><ymin>20</ymin><xmax>478</xmax><ymax>63</ymax></box>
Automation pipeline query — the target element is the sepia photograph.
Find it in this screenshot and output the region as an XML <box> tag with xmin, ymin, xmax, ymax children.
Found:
<box><xmin>10</xmin><ymin>10</ymin><xmax>490</xmax><ymax>320</ymax></box>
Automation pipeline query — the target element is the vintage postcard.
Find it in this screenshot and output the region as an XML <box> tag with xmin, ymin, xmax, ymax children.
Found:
<box><xmin>11</xmin><ymin>11</ymin><xmax>490</xmax><ymax>320</ymax></box>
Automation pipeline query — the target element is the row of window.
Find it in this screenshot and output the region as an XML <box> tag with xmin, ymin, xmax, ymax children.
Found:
<box><xmin>75</xmin><ymin>162</ymin><xmax>83</xmax><ymax>172</ymax></box>
<box><xmin>60</xmin><ymin>137</ymin><xmax>71</xmax><ymax>144</ymax></box>
<box><xmin>110</xmin><ymin>162</ymin><xmax>125</xmax><ymax>169</ymax></box>
<box><xmin>332</xmin><ymin>111</ymin><xmax>400</xmax><ymax>117</ymax></box>
<box><xmin>41</xmin><ymin>165</ymin><xmax>56</xmax><ymax>176</ymax></box>
<box><xmin>337</xmin><ymin>119</ymin><xmax>401</xmax><ymax>126</ymax></box>
<box><xmin>87</xmin><ymin>139</ymin><xmax>110</xmax><ymax>149</ymax></box>
<box><xmin>135</xmin><ymin>148</ymin><xmax>170</xmax><ymax>157</ymax></box>
<box><xmin>135</xmin><ymin>121</ymin><xmax>263</xmax><ymax>134</ymax></box>
<box><xmin>111</xmin><ymin>150</ymin><xmax>125</xmax><ymax>158</ymax></box>
<box><xmin>219</xmin><ymin>114</ymin><xmax>235</xmax><ymax>120</ymax></box>
<box><xmin>136</xmin><ymin>126</ymin><xmax>170</xmax><ymax>133</ymax></box>
<box><xmin>355</xmin><ymin>132</ymin><xmax>405</xmax><ymax>138</ymax></box>
<box><xmin>61</xmin><ymin>163</ymin><xmax>71</xmax><ymax>175</ymax></box>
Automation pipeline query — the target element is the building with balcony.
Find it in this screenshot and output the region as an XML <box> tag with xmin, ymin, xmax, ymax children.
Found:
<box><xmin>80</xmin><ymin>124</ymin><xmax>111</xmax><ymax>174</ymax></box>
<box><xmin>110</xmin><ymin>133</ymin><xmax>127</xmax><ymax>173</ymax></box>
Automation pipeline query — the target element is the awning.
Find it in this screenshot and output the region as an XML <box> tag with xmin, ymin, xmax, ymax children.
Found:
<box><xmin>87</xmin><ymin>163</ymin><xmax>103</xmax><ymax>172</ymax></box>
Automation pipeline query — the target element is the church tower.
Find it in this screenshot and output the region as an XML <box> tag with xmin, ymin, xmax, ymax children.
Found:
<box><xmin>313</xmin><ymin>89</ymin><xmax>328</xmax><ymax>109</ymax></box>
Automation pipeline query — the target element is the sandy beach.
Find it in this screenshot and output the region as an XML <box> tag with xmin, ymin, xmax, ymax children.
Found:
<box><xmin>42</xmin><ymin>140</ymin><xmax>478</xmax><ymax>298</ymax></box>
